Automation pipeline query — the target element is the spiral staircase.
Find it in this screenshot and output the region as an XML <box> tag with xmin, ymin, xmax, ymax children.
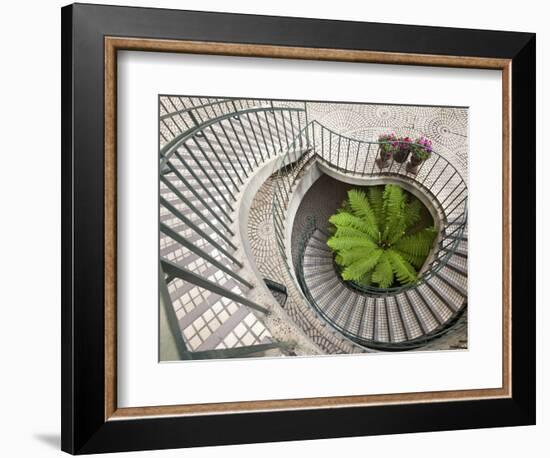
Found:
<box><xmin>159</xmin><ymin>96</ymin><xmax>468</xmax><ymax>360</ymax></box>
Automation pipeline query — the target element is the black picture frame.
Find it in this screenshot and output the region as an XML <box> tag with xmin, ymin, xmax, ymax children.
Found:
<box><xmin>61</xmin><ymin>3</ymin><xmax>535</xmax><ymax>454</ymax></box>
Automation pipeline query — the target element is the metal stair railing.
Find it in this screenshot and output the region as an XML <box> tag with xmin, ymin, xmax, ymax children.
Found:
<box><xmin>158</xmin><ymin>98</ymin><xmax>307</xmax><ymax>358</ymax></box>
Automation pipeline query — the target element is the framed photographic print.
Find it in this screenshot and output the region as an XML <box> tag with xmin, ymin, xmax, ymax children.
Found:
<box><xmin>61</xmin><ymin>3</ymin><xmax>536</xmax><ymax>454</ymax></box>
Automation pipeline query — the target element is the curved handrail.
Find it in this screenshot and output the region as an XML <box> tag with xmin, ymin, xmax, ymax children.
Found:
<box><xmin>161</xmin><ymin>106</ymin><xmax>306</xmax><ymax>167</ymax></box>
<box><xmin>160</xmin><ymin>97</ymin><xmax>275</xmax><ymax>145</ymax></box>
<box><xmin>160</xmin><ymin>97</ymin><xmax>236</xmax><ymax>120</ymax></box>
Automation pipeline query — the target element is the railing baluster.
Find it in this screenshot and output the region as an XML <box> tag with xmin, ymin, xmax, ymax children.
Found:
<box><xmin>190</xmin><ymin>137</ymin><xmax>236</xmax><ymax>201</ymax></box>
<box><xmin>297</xmin><ymin>111</ymin><xmax>303</xmax><ymax>150</ymax></box>
<box><xmin>182</xmin><ymin>144</ymin><xmax>233</xmax><ymax>209</ymax></box>
<box><xmin>160</xmin><ymin>196</ymin><xmax>241</xmax><ymax>267</ymax></box>
<box><xmin>345</xmin><ymin>137</ymin><xmax>351</xmax><ymax>172</ymax></box>
<box><xmin>200</xmin><ymin>130</ymin><xmax>240</xmax><ymax>189</ymax></box>
<box><xmin>218</xmin><ymin>120</ymin><xmax>250</xmax><ymax>176</ymax></box>
<box><xmin>226</xmin><ymin>116</ymin><xmax>254</xmax><ymax>170</ymax></box>
<box><xmin>160</xmin><ymin>117</ymin><xmax>178</xmax><ymax>139</ymax></box>
<box><xmin>173</xmin><ymin>150</ymin><xmax>232</xmax><ymax>220</ymax></box>
<box><xmin>371</xmin><ymin>145</ymin><xmax>379</xmax><ymax>174</ymax></box>
<box><xmin>163</xmin><ymin>97</ymin><xmax>190</xmax><ymax>133</ymax></box>
<box><xmin>244</xmin><ymin>112</ymin><xmax>265</xmax><ymax>163</ymax></box>
<box><xmin>439</xmin><ymin>180</ymin><xmax>463</xmax><ymax>207</ymax></box>
<box><xmin>159</xmin><ymin>98</ymin><xmax>234</xmax><ymax>121</ymax></box>
<box><xmin>164</xmin><ymin>163</ymin><xmax>233</xmax><ymax>235</ymax></box>
<box><xmin>160</xmin><ymin>175</ymin><xmax>235</xmax><ymax>248</ymax></box>
<box><xmin>442</xmin><ymin>188</ymin><xmax>466</xmax><ymax>215</ymax></box>
<box><xmin>329</xmin><ymin>130</ymin><xmax>333</xmax><ymax>164</ymax></box>
<box><xmin>337</xmin><ymin>134</ymin><xmax>341</xmax><ymax>170</ymax></box>
<box><xmin>420</xmin><ymin>155</ymin><xmax>441</xmax><ymax>185</ymax></box>
<box><xmin>430</xmin><ymin>163</ymin><xmax>450</xmax><ymax>194</ymax></box>
<box><xmin>321</xmin><ymin>125</ymin><xmax>325</xmax><ymax>161</ymax></box>
<box><xmin>353</xmin><ymin>141</ymin><xmax>361</xmax><ymax>173</ymax></box>
<box><xmin>445</xmin><ymin>195</ymin><xmax>468</xmax><ymax>219</ymax></box>
<box><xmin>181</xmin><ymin>97</ymin><xmax>204</xmax><ymax>124</ymax></box>
<box><xmin>253</xmin><ymin>111</ymin><xmax>270</xmax><ymax>158</ymax></box>
<box><xmin>272</xmin><ymin>110</ymin><xmax>284</xmax><ymax>153</ymax></box>
<box><xmin>263</xmin><ymin>111</ymin><xmax>276</xmax><ymax>158</ymax></box>
<box><xmin>206</xmin><ymin>125</ymin><xmax>245</xmax><ymax>184</ymax></box>
<box><xmin>434</xmin><ymin>171</ymin><xmax>458</xmax><ymax>199</ymax></box>
<box><xmin>362</xmin><ymin>143</ymin><xmax>371</xmax><ymax>176</ymax></box>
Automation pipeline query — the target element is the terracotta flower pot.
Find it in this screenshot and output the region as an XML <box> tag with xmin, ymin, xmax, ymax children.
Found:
<box><xmin>376</xmin><ymin>148</ymin><xmax>392</xmax><ymax>169</ymax></box>
<box><xmin>406</xmin><ymin>154</ymin><xmax>423</xmax><ymax>174</ymax></box>
<box><xmin>393</xmin><ymin>148</ymin><xmax>410</xmax><ymax>163</ymax></box>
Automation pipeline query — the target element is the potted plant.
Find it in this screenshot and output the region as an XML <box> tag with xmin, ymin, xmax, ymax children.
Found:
<box><xmin>327</xmin><ymin>186</ymin><xmax>437</xmax><ymax>288</ymax></box>
<box><xmin>406</xmin><ymin>136</ymin><xmax>433</xmax><ymax>174</ymax></box>
<box><xmin>393</xmin><ymin>136</ymin><xmax>412</xmax><ymax>163</ymax></box>
<box><xmin>376</xmin><ymin>133</ymin><xmax>399</xmax><ymax>169</ymax></box>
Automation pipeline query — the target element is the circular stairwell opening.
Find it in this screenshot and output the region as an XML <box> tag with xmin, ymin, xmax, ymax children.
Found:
<box><xmin>291</xmin><ymin>173</ymin><xmax>440</xmax><ymax>293</ymax></box>
<box><xmin>288</xmin><ymin>171</ymin><xmax>470</xmax><ymax>351</ymax></box>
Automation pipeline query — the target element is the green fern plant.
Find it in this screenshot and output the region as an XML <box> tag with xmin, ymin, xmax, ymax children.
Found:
<box><xmin>327</xmin><ymin>185</ymin><xmax>437</xmax><ymax>288</ymax></box>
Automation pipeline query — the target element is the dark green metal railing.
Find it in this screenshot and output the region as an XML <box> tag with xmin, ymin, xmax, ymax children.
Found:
<box><xmin>159</xmin><ymin>97</ymin><xmax>307</xmax><ymax>358</ymax></box>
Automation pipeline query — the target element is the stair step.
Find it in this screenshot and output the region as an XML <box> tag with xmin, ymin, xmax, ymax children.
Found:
<box><xmin>386</xmin><ymin>296</ymin><xmax>407</xmax><ymax>342</ymax></box>
<box><xmin>303</xmin><ymin>265</ymin><xmax>336</xmax><ymax>283</ymax></box>
<box><xmin>303</xmin><ymin>268</ymin><xmax>335</xmax><ymax>284</ymax></box>
<box><xmin>416</xmin><ymin>282</ymin><xmax>455</xmax><ymax>321</ymax></box>
<box><xmin>445</xmin><ymin>254</ymin><xmax>468</xmax><ymax>277</ymax></box>
<box><xmin>346</xmin><ymin>295</ymin><xmax>366</xmax><ymax>337</ymax></box>
<box><xmin>395</xmin><ymin>293</ymin><xmax>423</xmax><ymax>339</ymax></box>
<box><xmin>326</xmin><ymin>287</ymin><xmax>354</xmax><ymax>324</ymax></box>
<box><xmin>316</xmin><ymin>281</ymin><xmax>348</xmax><ymax>314</ymax></box>
<box><xmin>374</xmin><ymin>298</ymin><xmax>390</xmax><ymax>342</ymax></box>
<box><xmin>304</xmin><ymin>245</ymin><xmax>332</xmax><ymax>259</ymax></box>
<box><xmin>359</xmin><ymin>298</ymin><xmax>376</xmax><ymax>340</ymax></box>
<box><xmin>302</xmin><ymin>256</ymin><xmax>333</xmax><ymax>267</ymax></box>
<box><xmin>435</xmin><ymin>268</ymin><xmax>468</xmax><ymax>298</ymax></box>
<box><xmin>308</xmin><ymin>237</ymin><xmax>331</xmax><ymax>252</ymax></box>
<box><xmin>404</xmin><ymin>290</ymin><xmax>439</xmax><ymax>333</ymax></box>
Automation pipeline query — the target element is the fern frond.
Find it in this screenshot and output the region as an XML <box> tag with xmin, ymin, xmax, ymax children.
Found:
<box><xmin>393</xmin><ymin>248</ymin><xmax>425</xmax><ymax>269</ymax></box>
<box><xmin>404</xmin><ymin>197</ymin><xmax>422</xmax><ymax>229</ymax></box>
<box><xmin>335</xmin><ymin>246</ymin><xmax>379</xmax><ymax>266</ymax></box>
<box><xmin>386</xmin><ymin>249</ymin><xmax>417</xmax><ymax>284</ymax></box>
<box><xmin>382</xmin><ymin>184</ymin><xmax>406</xmax><ymax>242</ymax></box>
<box><xmin>387</xmin><ymin>218</ymin><xmax>408</xmax><ymax>245</ymax></box>
<box><xmin>326</xmin><ymin>235</ymin><xmax>377</xmax><ymax>251</ymax></box>
<box><xmin>334</xmin><ymin>226</ymin><xmax>374</xmax><ymax>241</ymax></box>
<box><xmin>347</xmin><ymin>189</ymin><xmax>379</xmax><ymax>238</ymax></box>
<box><xmin>357</xmin><ymin>270</ymin><xmax>373</xmax><ymax>286</ymax></box>
<box><xmin>328</xmin><ymin>212</ymin><xmax>377</xmax><ymax>242</ymax></box>
<box><xmin>394</xmin><ymin>227</ymin><xmax>437</xmax><ymax>259</ymax></box>
<box><xmin>371</xmin><ymin>251</ymin><xmax>394</xmax><ymax>288</ymax></box>
<box><xmin>341</xmin><ymin>248</ymin><xmax>383</xmax><ymax>281</ymax></box>
<box><xmin>368</xmin><ymin>186</ymin><xmax>385</xmax><ymax>223</ymax></box>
